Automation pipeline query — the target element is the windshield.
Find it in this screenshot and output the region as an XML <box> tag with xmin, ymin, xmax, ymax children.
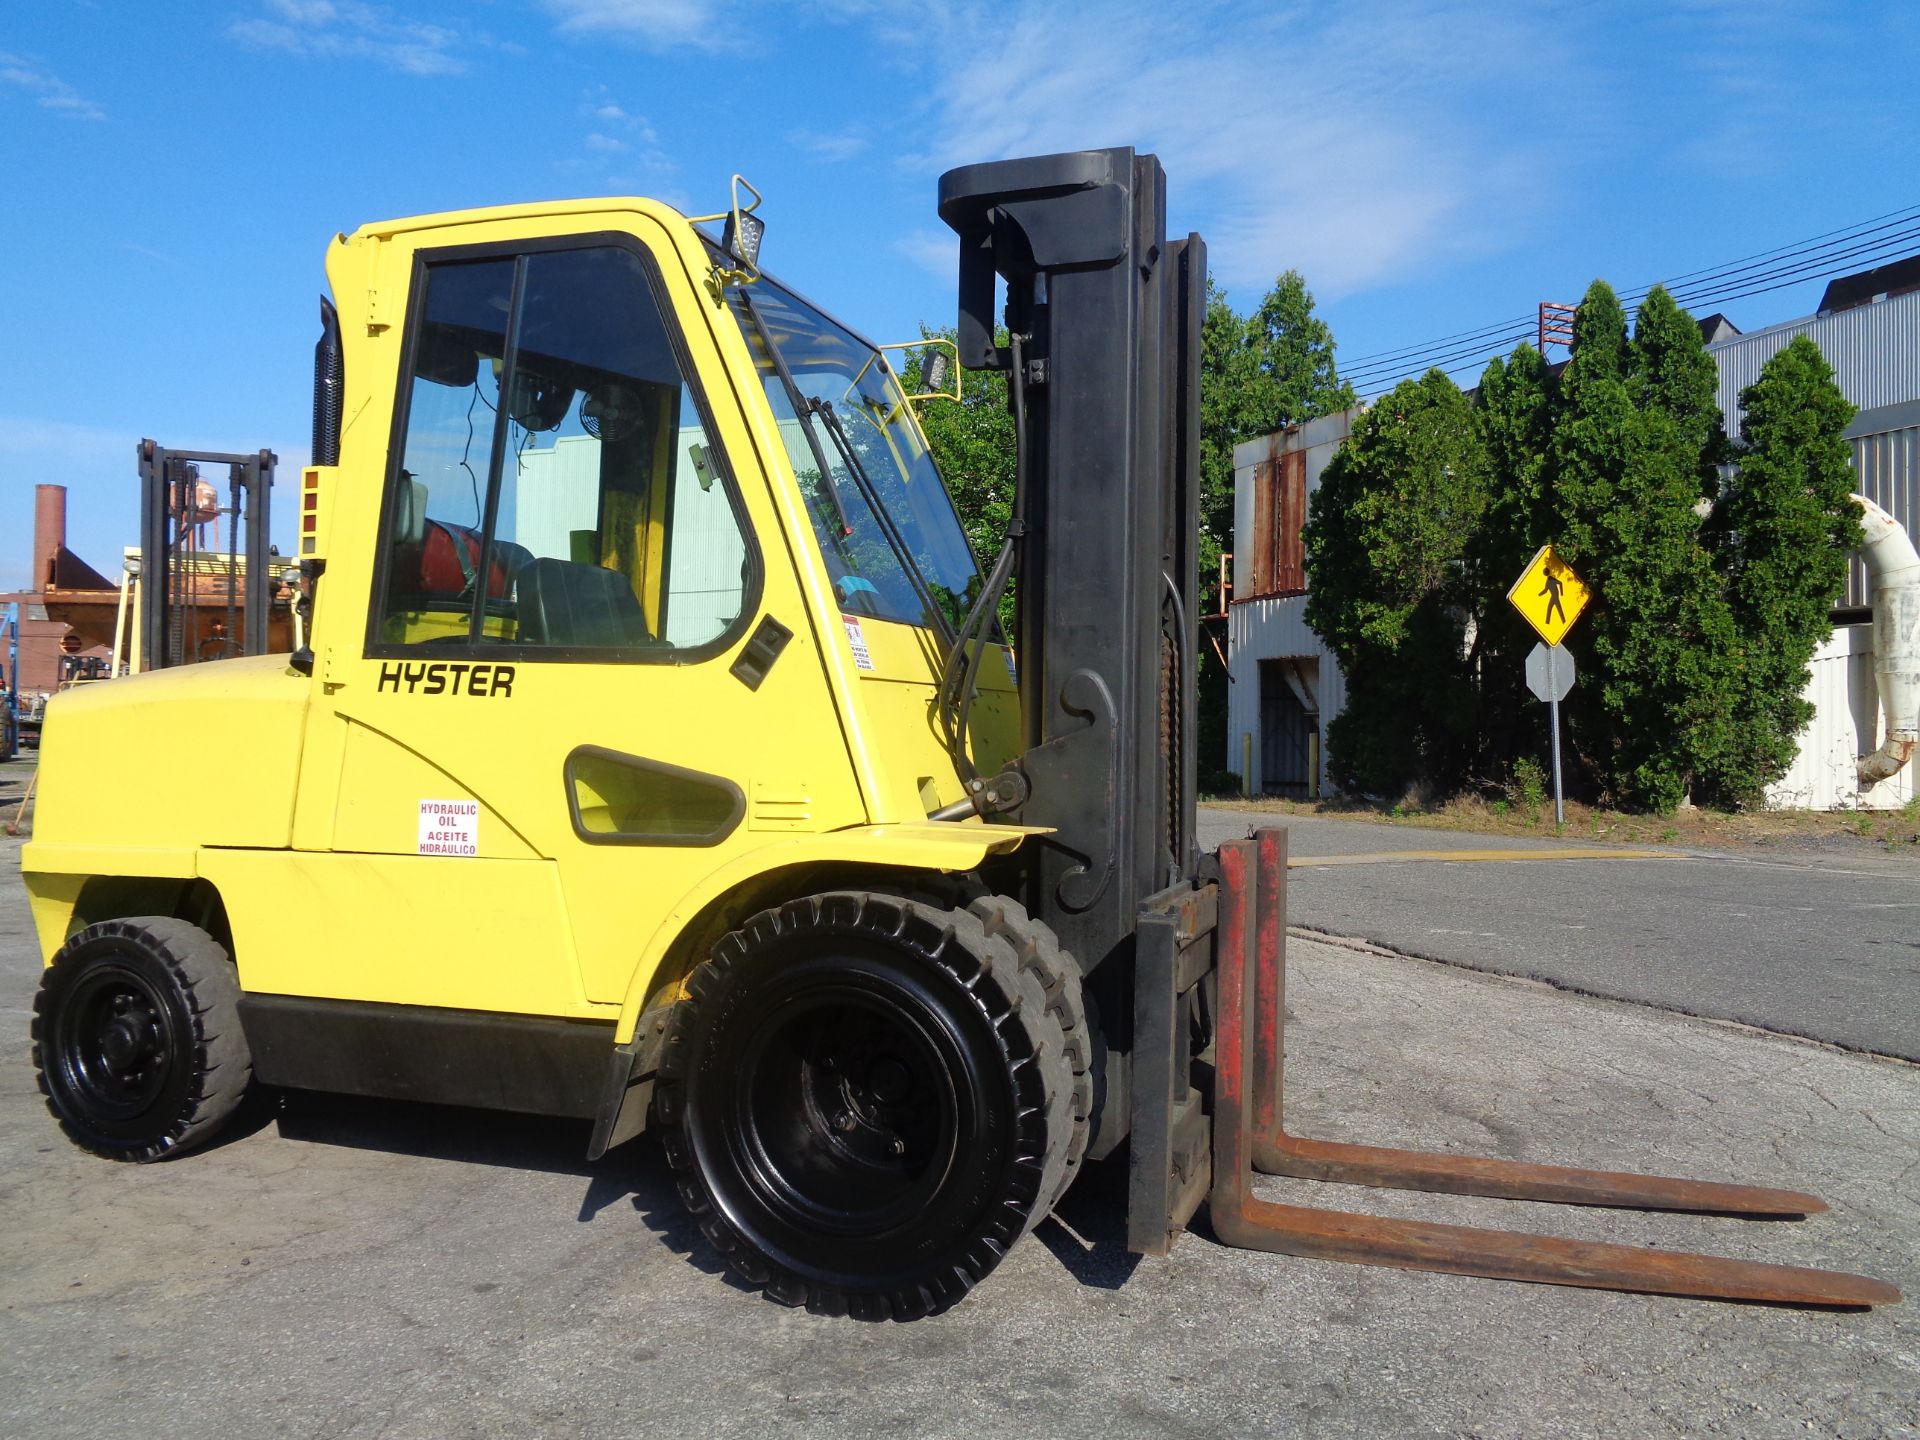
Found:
<box><xmin>727</xmin><ymin>280</ymin><xmax>981</xmax><ymax>631</ymax></box>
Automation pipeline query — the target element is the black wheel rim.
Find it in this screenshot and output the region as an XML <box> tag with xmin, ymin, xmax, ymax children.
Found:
<box><xmin>689</xmin><ymin>949</ymin><xmax>1012</xmax><ymax>1283</ymax></box>
<box><xmin>737</xmin><ymin>984</ymin><xmax>959</xmax><ymax>1235</ymax></box>
<box><xmin>51</xmin><ymin>959</ymin><xmax>182</xmax><ymax>1125</ymax></box>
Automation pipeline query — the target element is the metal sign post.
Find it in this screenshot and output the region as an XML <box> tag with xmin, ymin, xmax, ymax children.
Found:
<box><xmin>1511</xmin><ymin>545</ymin><xmax>1591</xmax><ymax>829</ymax></box>
<box><xmin>1549</xmin><ymin>659</ymin><xmax>1563</xmax><ymax>826</ymax></box>
<box><xmin>1526</xmin><ymin>642</ymin><xmax>1575</xmax><ymax>825</ymax></box>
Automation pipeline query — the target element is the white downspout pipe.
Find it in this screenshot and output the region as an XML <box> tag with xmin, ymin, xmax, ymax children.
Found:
<box><xmin>1853</xmin><ymin>494</ymin><xmax>1920</xmax><ymax>785</ymax></box>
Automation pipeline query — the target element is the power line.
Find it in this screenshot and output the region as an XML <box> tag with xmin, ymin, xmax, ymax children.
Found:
<box><xmin>1344</xmin><ymin>202</ymin><xmax>1920</xmax><ymax>397</ymax></box>
<box><xmin>1341</xmin><ymin>201</ymin><xmax>1920</xmax><ymax>370</ymax></box>
<box><xmin>1619</xmin><ymin>202</ymin><xmax>1920</xmax><ymax>302</ymax></box>
<box><xmin>1336</xmin><ymin>311</ymin><xmax>1534</xmax><ymax>372</ymax></box>
<box><xmin>1662</xmin><ymin>225</ymin><xmax>1920</xmax><ymax>310</ymax></box>
<box><xmin>1344</xmin><ymin>328</ymin><xmax>1535</xmax><ymax>387</ymax></box>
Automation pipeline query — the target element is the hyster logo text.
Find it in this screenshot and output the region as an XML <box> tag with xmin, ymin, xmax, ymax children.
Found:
<box><xmin>377</xmin><ymin>662</ymin><xmax>516</xmax><ymax>697</ymax></box>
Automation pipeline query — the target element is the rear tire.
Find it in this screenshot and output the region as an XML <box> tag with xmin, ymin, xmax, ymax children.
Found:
<box><xmin>32</xmin><ymin>917</ymin><xmax>253</xmax><ymax>1162</ymax></box>
<box><xmin>654</xmin><ymin>891</ymin><xmax>1073</xmax><ymax>1319</ymax></box>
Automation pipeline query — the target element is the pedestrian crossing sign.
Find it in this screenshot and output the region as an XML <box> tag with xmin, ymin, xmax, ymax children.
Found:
<box><xmin>1507</xmin><ymin>544</ymin><xmax>1590</xmax><ymax>646</ymax></box>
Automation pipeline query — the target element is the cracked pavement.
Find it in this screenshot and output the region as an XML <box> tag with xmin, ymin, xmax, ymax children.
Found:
<box><xmin>1</xmin><ymin>788</ymin><xmax>1915</xmax><ymax>1438</ymax></box>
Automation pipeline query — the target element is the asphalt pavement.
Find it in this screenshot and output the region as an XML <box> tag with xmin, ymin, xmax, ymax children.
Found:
<box><xmin>1</xmin><ymin>767</ymin><xmax>1916</xmax><ymax>1437</ymax></box>
<box><xmin>3</xmin><ymin>826</ymin><xmax>1916</xmax><ymax>1438</ymax></box>
<box><xmin>1199</xmin><ymin>806</ymin><xmax>1920</xmax><ymax>1062</ymax></box>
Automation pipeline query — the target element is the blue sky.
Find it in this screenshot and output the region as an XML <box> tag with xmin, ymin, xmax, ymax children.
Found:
<box><xmin>2</xmin><ymin>0</ymin><xmax>1916</xmax><ymax>591</ymax></box>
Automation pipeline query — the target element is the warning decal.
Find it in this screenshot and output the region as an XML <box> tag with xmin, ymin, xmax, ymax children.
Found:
<box><xmin>842</xmin><ymin>615</ymin><xmax>875</xmax><ymax>671</ymax></box>
<box><xmin>418</xmin><ymin>799</ymin><xmax>479</xmax><ymax>857</ymax></box>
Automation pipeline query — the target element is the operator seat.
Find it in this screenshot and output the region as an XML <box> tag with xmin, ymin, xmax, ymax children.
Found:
<box><xmin>515</xmin><ymin>558</ymin><xmax>654</xmax><ymax>649</ymax></box>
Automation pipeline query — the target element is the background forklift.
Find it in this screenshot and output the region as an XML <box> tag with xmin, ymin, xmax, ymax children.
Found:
<box><xmin>22</xmin><ymin>150</ymin><xmax>1895</xmax><ymax>1317</ymax></box>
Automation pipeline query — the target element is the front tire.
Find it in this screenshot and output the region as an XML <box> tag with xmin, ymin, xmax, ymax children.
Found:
<box><xmin>32</xmin><ymin>917</ymin><xmax>253</xmax><ymax>1162</ymax></box>
<box><xmin>654</xmin><ymin>892</ymin><xmax>1073</xmax><ymax>1319</ymax></box>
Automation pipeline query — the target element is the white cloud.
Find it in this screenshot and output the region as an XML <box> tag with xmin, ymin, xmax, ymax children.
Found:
<box><xmin>894</xmin><ymin>229</ymin><xmax>954</xmax><ymax>282</ymax></box>
<box><xmin>0</xmin><ymin>51</ymin><xmax>106</xmax><ymax>121</ymax></box>
<box><xmin>227</xmin><ymin>0</ymin><xmax>476</xmax><ymax>76</ymax></box>
<box><xmin>873</xmin><ymin>1</ymin><xmax>1553</xmax><ymax>299</ymax></box>
<box><xmin>544</xmin><ymin>0</ymin><xmax>732</xmax><ymax>52</ymax></box>
<box><xmin>577</xmin><ymin>90</ymin><xmax>659</xmax><ymax>144</ymax></box>
<box><xmin>567</xmin><ymin>89</ymin><xmax>673</xmax><ymax>188</ymax></box>
<box><xmin>788</xmin><ymin>126</ymin><xmax>870</xmax><ymax>163</ymax></box>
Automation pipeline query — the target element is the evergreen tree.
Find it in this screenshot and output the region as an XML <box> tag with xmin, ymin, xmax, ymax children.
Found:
<box><xmin>919</xmin><ymin>273</ymin><xmax>1355</xmax><ymax>793</ymax></box>
<box><xmin>1471</xmin><ymin>344</ymin><xmax>1559</xmax><ymax>777</ymax></box>
<box><xmin>1305</xmin><ymin>370</ymin><xmax>1490</xmax><ymax>794</ymax></box>
<box><xmin>1552</xmin><ymin>281</ymin><xmax>1738</xmax><ymax>811</ymax></box>
<box><xmin>1627</xmin><ymin>286</ymin><xmax>1743</xmax><ymax>796</ymax></box>
<box><xmin>1700</xmin><ymin>336</ymin><xmax>1861</xmax><ymax>805</ymax></box>
<box><xmin>1198</xmin><ymin>279</ymin><xmax>1258</xmax><ymax>590</ymax></box>
<box><xmin>1196</xmin><ymin>273</ymin><xmax>1354</xmax><ymax>788</ymax></box>
<box><xmin>1242</xmin><ymin>271</ymin><xmax>1359</xmax><ymax>434</ymax></box>
<box><xmin>902</xmin><ymin>328</ymin><xmax>1014</xmax><ymax>565</ymax></box>
<box><xmin>1196</xmin><ymin>272</ymin><xmax>1358</xmax><ymax>597</ymax></box>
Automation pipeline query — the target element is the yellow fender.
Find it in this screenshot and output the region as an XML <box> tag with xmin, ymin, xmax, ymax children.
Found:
<box><xmin>612</xmin><ymin>820</ymin><xmax>1045</xmax><ymax>1042</ymax></box>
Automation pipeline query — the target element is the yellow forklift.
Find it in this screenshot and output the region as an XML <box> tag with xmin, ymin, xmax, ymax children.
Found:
<box><xmin>22</xmin><ymin>151</ymin><xmax>1895</xmax><ymax>1316</ymax></box>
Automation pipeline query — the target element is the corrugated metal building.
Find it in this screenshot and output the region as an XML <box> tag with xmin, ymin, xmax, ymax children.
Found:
<box><xmin>1227</xmin><ymin>266</ymin><xmax>1920</xmax><ymax>807</ymax></box>
<box><xmin>1707</xmin><ymin>288</ymin><xmax>1920</xmax><ymax>611</ymax></box>
<box><xmin>1765</xmin><ymin>624</ymin><xmax>1912</xmax><ymax>810</ymax></box>
<box><xmin>1708</xmin><ymin>283</ymin><xmax>1920</xmax><ymax>807</ymax></box>
<box><xmin>1710</xmin><ymin>287</ymin><xmax>1920</xmax><ymax>430</ymax></box>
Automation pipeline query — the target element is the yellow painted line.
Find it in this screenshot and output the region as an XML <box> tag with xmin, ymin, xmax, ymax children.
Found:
<box><xmin>1290</xmin><ymin>847</ymin><xmax>1673</xmax><ymax>867</ymax></box>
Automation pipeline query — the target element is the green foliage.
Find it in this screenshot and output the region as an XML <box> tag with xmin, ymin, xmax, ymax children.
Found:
<box><xmin>1191</xmin><ymin>273</ymin><xmax>1355</xmax><ymax>788</ymax></box>
<box><xmin>912</xmin><ymin>263</ymin><xmax>1859</xmax><ymax>819</ymax></box>
<box><xmin>915</xmin><ymin>273</ymin><xmax>1354</xmax><ymax>791</ymax></box>
<box><xmin>1699</xmin><ymin>335</ymin><xmax>1861</xmax><ymax>805</ymax></box>
<box><xmin>1510</xmin><ymin>755</ymin><xmax>1547</xmax><ymax>820</ymax></box>
<box><xmin>1244</xmin><ymin>272</ymin><xmax>1360</xmax><ymax>433</ymax></box>
<box><xmin>1304</xmin><ymin>370</ymin><xmax>1489</xmax><ymax>793</ymax></box>
<box><xmin>1633</xmin><ymin>286</ymin><xmax>1733</xmax><ymax>499</ymax></box>
<box><xmin>901</xmin><ymin>328</ymin><xmax>1016</xmax><ymax>632</ymax></box>
<box><xmin>1198</xmin><ymin>272</ymin><xmax>1358</xmax><ymax>593</ymax></box>
<box><xmin>1200</xmin><ymin>279</ymin><xmax>1256</xmax><ymax>574</ymax></box>
<box><xmin>1470</xmin><ymin>344</ymin><xmax>1559</xmax><ymax>772</ymax></box>
<box><xmin>901</xmin><ymin>328</ymin><xmax>1014</xmax><ymax>564</ymax></box>
<box><xmin>1547</xmin><ymin>281</ymin><xmax>1739</xmax><ymax>812</ymax></box>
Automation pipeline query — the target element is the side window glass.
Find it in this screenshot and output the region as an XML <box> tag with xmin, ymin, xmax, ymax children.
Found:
<box><xmin>376</xmin><ymin>245</ymin><xmax>753</xmax><ymax>656</ymax></box>
<box><xmin>381</xmin><ymin>258</ymin><xmax>513</xmax><ymax>646</ymax></box>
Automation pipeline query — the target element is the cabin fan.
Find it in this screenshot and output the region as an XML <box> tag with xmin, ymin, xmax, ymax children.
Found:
<box><xmin>581</xmin><ymin>384</ymin><xmax>644</xmax><ymax>443</ymax></box>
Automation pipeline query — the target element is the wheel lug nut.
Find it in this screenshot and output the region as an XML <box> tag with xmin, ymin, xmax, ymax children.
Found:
<box><xmin>834</xmin><ymin>1111</ymin><xmax>856</xmax><ymax>1133</ymax></box>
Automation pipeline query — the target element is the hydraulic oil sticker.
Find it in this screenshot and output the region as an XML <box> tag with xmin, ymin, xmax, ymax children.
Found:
<box><xmin>418</xmin><ymin>799</ymin><xmax>479</xmax><ymax>857</ymax></box>
<box><xmin>842</xmin><ymin>615</ymin><xmax>875</xmax><ymax>671</ymax></box>
<box><xmin>1002</xmin><ymin>646</ymin><xmax>1018</xmax><ymax>684</ymax></box>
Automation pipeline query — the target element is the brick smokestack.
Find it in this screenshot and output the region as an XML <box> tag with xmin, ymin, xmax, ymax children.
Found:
<box><xmin>33</xmin><ymin>484</ymin><xmax>66</xmax><ymax>592</ymax></box>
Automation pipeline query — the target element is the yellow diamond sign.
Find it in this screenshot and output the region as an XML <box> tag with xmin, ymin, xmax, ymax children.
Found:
<box><xmin>1507</xmin><ymin>544</ymin><xmax>1591</xmax><ymax>646</ymax></box>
